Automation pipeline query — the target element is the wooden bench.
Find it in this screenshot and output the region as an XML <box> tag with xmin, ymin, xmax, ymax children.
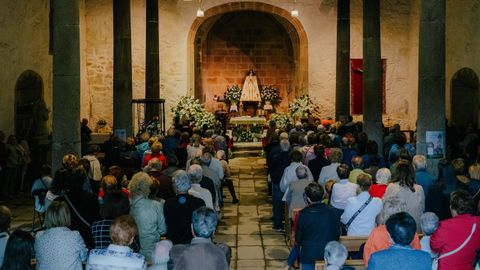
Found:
<box><xmin>316</xmin><ymin>259</ymin><xmax>365</xmax><ymax>270</ymax></box>
<box><xmin>339</xmin><ymin>236</ymin><xmax>368</xmax><ymax>252</ymax></box>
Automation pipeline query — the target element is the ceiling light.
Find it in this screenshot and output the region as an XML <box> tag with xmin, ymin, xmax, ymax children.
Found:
<box><xmin>197</xmin><ymin>8</ymin><xmax>204</xmax><ymax>17</ymax></box>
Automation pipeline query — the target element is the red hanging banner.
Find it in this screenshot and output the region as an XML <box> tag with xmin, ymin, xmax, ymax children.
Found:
<box><xmin>350</xmin><ymin>59</ymin><xmax>386</xmax><ymax>115</ymax></box>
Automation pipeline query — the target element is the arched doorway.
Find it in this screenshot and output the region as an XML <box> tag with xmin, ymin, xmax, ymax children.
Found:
<box><xmin>188</xmin><ymin>2</ymin><xmax>308</xmax><ymax>112</ymax></box>
<box><xmin>15</xmin><ymin>70</ymin><xmax>48</xmax><ymax>139</ymax></box>
<box><xmin>451</xmin><ymin>68</ymin><xmax>479</xmax><ymax>128</ymax></box>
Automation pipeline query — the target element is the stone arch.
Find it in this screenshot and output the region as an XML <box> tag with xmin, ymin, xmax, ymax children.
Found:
<box><xmin>451</xmin><ymin>67</ymin><xmax>479</xmax><ymax>127</ymax></box>
<box><xmin>187</xmin><ymin>2</ymin><xmax>308</xmax><ymax>101</ymax></box>
<box><xmin>15</xmin><ymin>70</ymin><xmax>48</xmax><ymax>138</ymax></box>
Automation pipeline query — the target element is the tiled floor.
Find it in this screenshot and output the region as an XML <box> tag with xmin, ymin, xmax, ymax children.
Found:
<box><xmin>216</xmin><ymin>157</ymin><xmax>289</xmax><ymax>270</ymax></box>
<box><xmin>1</xmin><ymin>156</ymin><xmax>290</xmax><ymax>269</ymax></box>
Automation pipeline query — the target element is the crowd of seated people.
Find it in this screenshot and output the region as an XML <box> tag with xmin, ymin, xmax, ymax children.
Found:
<box><xmin>264</xmin><ymin>118</ymin><xmax>480</xmax><ymax>269</ymax></box>
<box><xmin>0</xmin><ymin>125</ymin><xmax>237</xmax><ymax>269</ymax></box>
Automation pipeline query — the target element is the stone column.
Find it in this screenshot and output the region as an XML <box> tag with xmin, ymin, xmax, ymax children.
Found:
<box><xmin>113</xmin><ymin>0</ymin><xmax>133</xmax><ymax>136</ymax></box>
<box><xmin>51</xmin><ymin>0</ymin><xmax>81</xmax><ymax>171</ymax></box>
<box><xmin>417</xmin><ymin>0</ymin><xmax>446</xmax><ymax>174</ymax></box>
<box><xmin>335</xmin><ymin>0</ymin><xmax>350</xmax><ymax>121</ymax></box>
<box><xmin>362</xmin><ymin>0</ymin><xmax>383</xmax><ymax>154</ymax></box>
<box><xmin>145</xmin><ymin>0</ymin><xmax>160</xmax><ymax>121</ymax></box>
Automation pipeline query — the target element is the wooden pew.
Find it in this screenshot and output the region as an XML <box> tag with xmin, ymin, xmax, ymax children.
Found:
<box><xmin>316</xmin><ymin>259</ymin><xmax>365</xmax><ymax>270</ymax></box>
<box><xmin>288</xmin><ymin>207</ymin><xmax>303</xmax><ymax>246</ymax></box>
<box><xmin>339</xmin><ymin>236</ymin><xmax>368</xmax><ymax>252</ymax></box>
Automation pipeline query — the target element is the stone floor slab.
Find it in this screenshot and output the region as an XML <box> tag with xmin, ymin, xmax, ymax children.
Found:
<box><xmin>237</xmin><ymin>246</ymin><xmax>265</xmax><ymax>260</ymax></box>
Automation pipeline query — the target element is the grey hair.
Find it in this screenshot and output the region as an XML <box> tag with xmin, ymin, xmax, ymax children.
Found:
<box><xmin>188</xmin><ymin>164</ymin><xmax>203</xmax><ymax>184</ymax></box>
<box><xmin>216</xmin><ymin>150</ymin><xmax>226</xmax><ymax>160</ymax></box>
<box><xmin>172</xmin><ymin>170</ymin><xmax>191</xmax><ymax>193</ymax></box>
<box><xmin>279</xmin><ymin>132</ymin><xmax>289</xmax><ymax>140</ymax></box>
<box><xmin>280</xmin><ymin>139</ymin><xmax>290</xmax><ymax>152</ymax></box>
<box><xmin>151</xmin><ymin>240</ymin><xmax>173</xmax><ymax>265</ymax></box>
<box><xmin>324</xmin><ymin>241</ymin><xmax>348</xmax><ymax>267</ymax></box>
<box><xmin>329</xmin><ymin>148</ymin><xmax>343</xmax><ymax>163</ymax></box>
<box><xmin>412</xmin><ymin>155</ymin><xmax>427</xmax><ymax>170</ymax></box>
<box><xmin>128</xmin><ymin>172</ymin><xmax>153</xmax><ymax>197</ymax></box>
<box><xmin>147</xmin><ymin>158</ymin><xmax>162</xmax><ymax>171</ymax></box>
<box><xmin>376</xmin><ymin>168</ymin><xmax>392</xmax><ymax>184</ymax></box>
<box><xmin>420</xmin><ymin>212</ymin><xmax>439</xmax><ymax>235</ymax></box>
<box><xmin>200</xmin><ymin>152</ymin><xmax>212</xmax><ymax>166</ymax></box>
<box><xmin>378</xmin><ymin>196</ymin><xmax>407</xmax><ymax>225</ymax></box>
<box><xmin>296</xmin><ymin>165</ymin><xmax>308</xmax><ymax>180</ymax></box>
<box><xmin>192</xmin><ymin>206</ymin><xmax>218</xmax><ymax>238</ymax></box>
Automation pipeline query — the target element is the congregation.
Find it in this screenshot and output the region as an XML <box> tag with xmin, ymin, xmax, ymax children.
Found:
<box><xmin>264</xmin><ymin>118</ymin><xmax>480</xmax><ymax>270</ymax></box>
<box><xmin>0</xmin><ymin>116</ymin><xmax>480</xmax><ymax>270</ymax></box>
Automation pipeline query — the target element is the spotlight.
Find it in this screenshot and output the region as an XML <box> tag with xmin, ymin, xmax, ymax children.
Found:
<box><xmin>291</xmin><ymin>9</ymin><xmax>299</xmax><ymax>17</ymax></box>
<box><xmin>196</xmin><ymin>8</ymin><xmax>204</xmax><ymax>17</ymax></box>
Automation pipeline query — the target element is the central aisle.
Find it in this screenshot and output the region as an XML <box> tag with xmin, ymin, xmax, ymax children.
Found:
<box><xmin>214</xmin><ymin>157</ymin><xmax>290</xmax><ymax>270</ymax></box>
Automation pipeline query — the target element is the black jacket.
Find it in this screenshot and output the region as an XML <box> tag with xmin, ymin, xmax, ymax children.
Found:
<box><xmin>295</xmin><ymin>202</ymin><xmax>340</xmax><ymax>264</ymax></box>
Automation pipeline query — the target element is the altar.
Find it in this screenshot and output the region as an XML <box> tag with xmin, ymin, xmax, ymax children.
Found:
<box><xmin>230</xmin><ymin>116</ymin><xmax>266</xmax><ymax>142</ymax></box>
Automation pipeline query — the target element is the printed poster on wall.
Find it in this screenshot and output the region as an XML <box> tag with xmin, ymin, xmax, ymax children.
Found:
<box><xmin>426</xmin><ymin>131</ymin><xmax>444</xmax><ymax>159</ymax></box>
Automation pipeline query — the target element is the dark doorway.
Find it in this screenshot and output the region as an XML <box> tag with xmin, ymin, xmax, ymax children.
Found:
<box><xmin>451</xmin><ymin>68</ymin><xmax>479</xmax><ymax>128</ymax></box>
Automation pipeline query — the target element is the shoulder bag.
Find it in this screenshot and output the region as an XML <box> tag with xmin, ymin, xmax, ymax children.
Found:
<box><xmin>432</xmin><ymin>223</ymin><xmax>477</xmax><ymax>270</ymax></box>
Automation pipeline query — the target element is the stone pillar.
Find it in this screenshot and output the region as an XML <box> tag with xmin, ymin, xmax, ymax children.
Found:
<box><xmin>113</xmin><ymin>0</ymin><xmax>133</xmax><ymax>136</ymax></box>
<box><xmin>145</xmin><ymin>0</ymin><xmax>160</xmax><ymax>121</ymax></box>
<box><xmin>51</xmin><ymin>0</ymin><xmax>81</xmax><ymax>171</ymax></box>
<box><xmin>417</xmin><ymin>0</ymin><xmax>446</xmax><ymax>174</ymax></box>
<box><xmin>362</xmin><ymin>0</ymin><xmax>383</xmax><ymax>154</ymax></box>
<box><xmin>335</xmin><ymin>0</ymin><xmax>350</xmax><ymax>121</ymax></box>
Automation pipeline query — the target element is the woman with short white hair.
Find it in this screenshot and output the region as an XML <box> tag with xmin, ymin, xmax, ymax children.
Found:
<box><xmin>129</xmin><ymin>172</ymin><xmax>166</xmax><ymax>261</ymax></box>
<box><xmin>148</xmin><ymin>240</ymin><xmax>173</xmax><ymax>270</ymax></box>
<box><xmin>369</xmin><ymin>168</ymin><xmax>391</xmax><ymax>198</ymax></box>
<box><xmin>324</xmin><ymin>241</ymin><xmax>353</xmax><ymax>270</ymax></box>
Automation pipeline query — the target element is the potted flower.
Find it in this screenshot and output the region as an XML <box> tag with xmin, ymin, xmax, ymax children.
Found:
<box><xmin>224</xmin><ymin>85</ymin><xmax>242</xmax><ymax>112</ymax></box>
<box><xmin>289</xmin><ymin>95</ymin><xmax>315</xmax><ymax>120</ymax></box>
<box><xmin>260</xmin><ymin>86</ymin><xmax>281</xmax><ymax>107</ymax></box>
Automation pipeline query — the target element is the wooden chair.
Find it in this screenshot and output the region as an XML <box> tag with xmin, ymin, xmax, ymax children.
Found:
<box><xmin>315</xmin><ymin>259</ymin><xmax>365</xmax><ymax>270</ymax></box>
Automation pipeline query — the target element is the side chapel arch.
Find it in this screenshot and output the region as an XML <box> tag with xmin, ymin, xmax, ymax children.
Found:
<box><xmin>451</xmin><ymin>67</ymin><xmax>479</xmax><ymax>128</ymax></box>
<box><xmin>187</xmin><ymin>2</ymin><xmax>308</xmax><ymax>109</ymax></box>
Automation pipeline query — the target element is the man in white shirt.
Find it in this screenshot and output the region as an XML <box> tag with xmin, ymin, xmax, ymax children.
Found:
<box><xmin>330</xmin><ymin>164</ymin><xmax>358</xmax><ymax>217</ymax></box>
<box><xmin>280</xmin><ymin>150</ymin><xmax>314</xmax><ymax>194</ymax></box>
<box><xmin>318</xmin><ymin>148</ymin><xmax>343</xmax><ymax>185</ymax></box>
<box><xmin>188</xmin><ymin>165</ymin><xmax>214</xmax><ymax>209</ymax></box>
<box><xmin>341</xmin><ymin>173</ymin><xmax>382</xmax><ymax>236</ymax></box>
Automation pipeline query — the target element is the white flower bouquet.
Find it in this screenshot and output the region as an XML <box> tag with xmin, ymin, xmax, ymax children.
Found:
<box><xmin>171</xmin><ymin>96</ymin><xmax>217</xmax><ymax>129</ymax></box>
<box><xmin>289</xmin><ymin>95</ymin><xmax>315</xmax><ymax>118</ymax></box>
<box><xmin>269</xmin><ymin>113</ymin><xmax>291</xmax><ymax>129</ymax></box>
<box><xmin>224</xmin><ymin>85</ymin><xmax>242</xmax><ymax>103</ymax></box>
<box><xmin>260</xmin><ymin>86</ymin><xmax>281</xmax><ymax>104</ymax></box>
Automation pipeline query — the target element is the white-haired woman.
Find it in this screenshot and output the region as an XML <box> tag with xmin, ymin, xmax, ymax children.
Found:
<box><xmin>148</xmin><ymin>240</ymin><xmax>173</xmax><ymax>270</ymax></box>
<box><xmin>129</xmin><ymin>172</ymin><xmax>166</xmax><ymax>261</ymax></box>
<box><xmin>324</xmin><ymin>241</ymin><xmax>355</xmax><ymax>270</ymax></box>
<box><xmin>369</xmin><ymin>168</ymin><xmax>391</xmax><ymax>198</ymax></box>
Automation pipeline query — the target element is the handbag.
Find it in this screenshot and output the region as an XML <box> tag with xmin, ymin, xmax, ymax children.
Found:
<box><xmin>64</xmin><ymin>195</ymin><xmax>91</xmax><ymax>227</ymax></box>
<box><xmin>432</xmin><ymin>223</ymin><xmax>477</xmax><ymax>270</ymax></box>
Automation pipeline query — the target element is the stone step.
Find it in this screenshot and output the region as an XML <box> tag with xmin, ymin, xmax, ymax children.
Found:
<box><xmin>233</xmin><ymin>149</ymin><xmax>262</xmax><ymax>158</ymax></box>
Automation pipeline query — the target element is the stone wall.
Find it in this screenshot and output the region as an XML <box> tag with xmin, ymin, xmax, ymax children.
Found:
<box><xmin>0</xmin><ymin>0</ymin><xmax>51</xmax><ymax>136</ymax></box>
<box><xmin>198</xmin><ymin>11</ymin><xmax>295</xmax><ymax>112</ymax></box>
<box><xmin>1</xmin><ymin>0</ymin><xmax>480</xmax><ymax>136</ymax></box>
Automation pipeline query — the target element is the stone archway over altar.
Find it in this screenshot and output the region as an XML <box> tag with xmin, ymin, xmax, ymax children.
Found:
<box><xmin>187</xmin><ymin>2</ymin><xmax>308</xmax><ymax>113</ymax></box>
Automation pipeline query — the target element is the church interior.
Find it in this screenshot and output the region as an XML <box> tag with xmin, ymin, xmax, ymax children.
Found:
<box><xmin>1</xmin><ymin>0</ymin><xmax>480</xmax><ymax>269</ymax></box>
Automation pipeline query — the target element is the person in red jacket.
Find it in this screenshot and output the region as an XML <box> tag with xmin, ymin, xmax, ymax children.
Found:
<box><xmin>431</xmin><ymin>190</ymin><xmax>480</xmax><ymax>270</ymax></box>
<box><xmin>143</xmin><ymin>142</ymin><xmax>167</xmax><ymax>169</ymax></box>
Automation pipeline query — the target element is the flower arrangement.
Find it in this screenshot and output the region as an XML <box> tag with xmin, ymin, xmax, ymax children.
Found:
<box><xmin>171</xmin><ymin>96</ymin><xmax>217</xmax><ymax>129</ymax></box>
<box><xmin>269</xmin><ymin>113</ymin><xmax>291</xmax><ymax>129</ymax></box>
<box><xmin>289</xmin><ymin>95</ymin><xmax>315</xmax><ymax>118</ymax></box>
<box><xmin>224</xmin><ymin>85</ymin><xmax>242</xmax><ymax>103</ymax></box>
<box><xmin>260</xmin><ymin>86</ymin><xmax>281</xmax><ymax>104</ymax></box>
